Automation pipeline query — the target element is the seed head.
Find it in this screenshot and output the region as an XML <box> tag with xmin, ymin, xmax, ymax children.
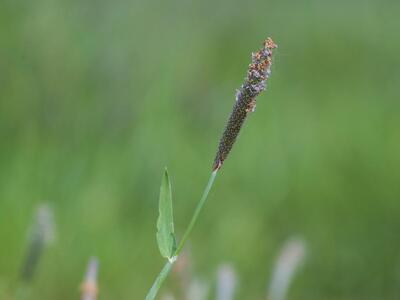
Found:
<box><xmin>20</xmin><ymin>204</ymin><xmax>55</xmax><ymax>282</ymax></box>
<box><xmin>212</xmin><ymin>38</ymin><xmax>277</xmax><ymax>171</ymax></box>
<box><xmin>81</xmin><ymin>257</ymin><xmax>99</xmax><ymax>300</ymax></box>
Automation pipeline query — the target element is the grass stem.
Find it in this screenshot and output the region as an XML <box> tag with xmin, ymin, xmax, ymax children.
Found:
<box><xmin>176</xmin><ymin>170</ymin><xmax>218</xmax><ymax>255</ymax></box>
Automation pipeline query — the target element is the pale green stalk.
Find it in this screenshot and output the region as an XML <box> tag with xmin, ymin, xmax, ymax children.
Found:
<box><xmin>145</xmin><ymin>170</ymin><xmax>218</xmax><ymax>300</ymax></box>
<box><xmin>176</xmin><ymin>170</ymin><xmax>218</xmax><ymax>255</ymax></box>
<box><xmin>145</xmin><ymin>261</ymin><xmax>173</xmax><ymax>300</ymax></box>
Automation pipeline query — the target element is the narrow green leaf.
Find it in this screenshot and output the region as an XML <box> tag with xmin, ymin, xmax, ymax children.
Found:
<box><xmin>156</xmin><ymin>168</ymin><xmax>177</xmax><ymax>259</ymax></box>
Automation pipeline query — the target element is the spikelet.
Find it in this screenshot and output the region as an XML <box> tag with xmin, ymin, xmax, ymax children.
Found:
<box><xmin>212</xmin><ymin>38</ymin><xmax>277</xmax><ymax>171</ymax></box>
<box><xmin>20</xmin><ymin>204</ymin><xmax>55</xmax><ymax>282</ymax></box>
<box><xmin>267</xmin><ymin>237</ymin><xmax>306</xmax><ymax>300</ymax></box>
<box><xmin>80</xmin><ymin>257</ymin><xmax>99</xmax><ymax>300</ymax></box>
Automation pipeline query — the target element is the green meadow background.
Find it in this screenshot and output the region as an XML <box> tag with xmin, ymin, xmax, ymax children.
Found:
<box><xmin>1</xmin><ymin>0</ymin><xmax>400</xmax><ymax>299</ymax></box>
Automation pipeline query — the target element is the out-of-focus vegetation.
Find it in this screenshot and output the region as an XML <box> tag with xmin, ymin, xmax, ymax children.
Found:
<box><xmin>1</xmin><ymin>0</ymin><xmax>399</xmax><ymax>299</ymax></box>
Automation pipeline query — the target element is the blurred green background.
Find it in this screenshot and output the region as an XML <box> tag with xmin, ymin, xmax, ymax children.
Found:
<box><xmin>1</xmin><ymin>0</ymin><xmax>400</xmax><ymax>299</ymax></box>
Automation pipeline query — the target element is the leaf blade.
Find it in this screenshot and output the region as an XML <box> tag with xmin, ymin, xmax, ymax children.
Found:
<box><xmin>156</xmin><ymin>168</ymin><xmax>176</xmax><ymax>259</ymax></box>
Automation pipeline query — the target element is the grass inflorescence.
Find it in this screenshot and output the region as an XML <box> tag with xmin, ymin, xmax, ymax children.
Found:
<box><xmin>145</xmin><ymin>37</ymin><xmax>277</xmax><ymax>300</ymax></box>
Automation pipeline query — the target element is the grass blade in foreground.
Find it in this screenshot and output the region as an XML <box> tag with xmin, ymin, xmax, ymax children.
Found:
<box><xmin>156</xmin><ymin>169</ymin><xmax>177</xmax><ymax>260</ymax></box>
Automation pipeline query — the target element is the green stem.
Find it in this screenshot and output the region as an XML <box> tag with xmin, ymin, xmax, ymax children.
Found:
<box><xmin>144</xmin><ymin>261</ymin><xmax>172</xmax><ymax>300</ymax></box>
<box><xmin>175</xmin><ymin>170</ymin><xmax>218</xmax><ymax>255</ymax></box>
<box><xmin>144</xmin><ymin>170</ymin><xmax>218</xmax><ymax>300</ymax></box>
